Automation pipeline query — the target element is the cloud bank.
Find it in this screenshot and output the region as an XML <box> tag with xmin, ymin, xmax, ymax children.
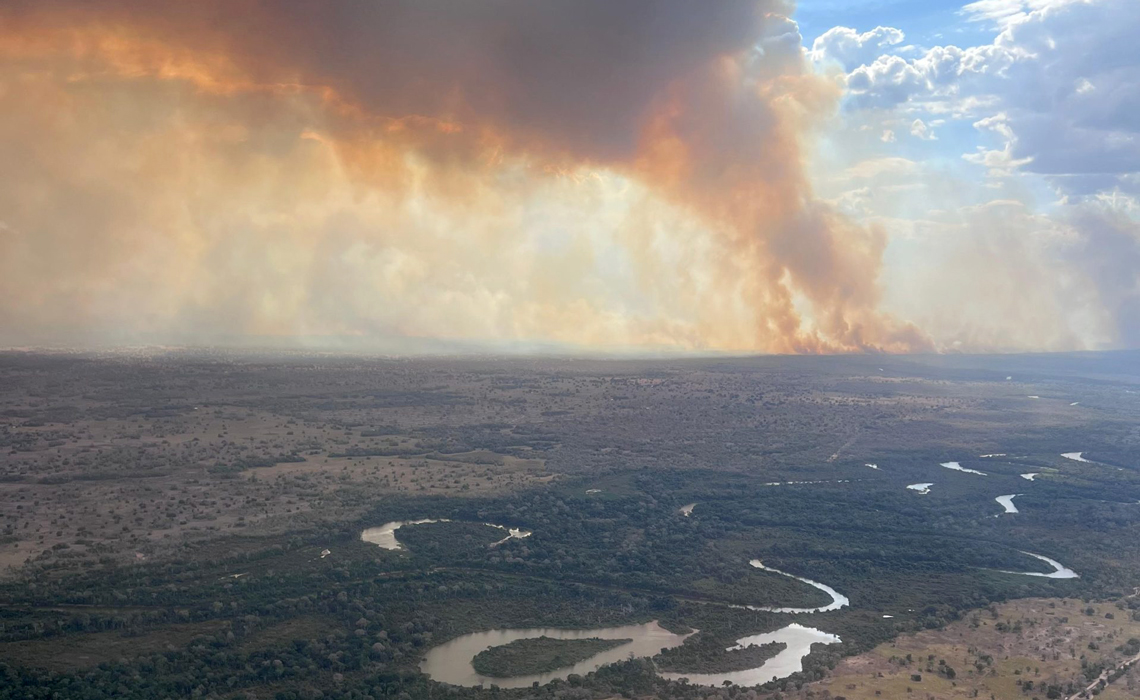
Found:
<box><xmin>845</xmin><ymin>0</ymin><xmax>1140</xmax><ymax>190</ymax></box>
<box><xmin>817</xmin><ymin>0</ymin><xmax>1140</xmax><ymax>352</ymax></box>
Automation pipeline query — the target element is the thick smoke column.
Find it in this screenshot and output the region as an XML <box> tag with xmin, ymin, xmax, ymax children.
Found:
<box><xmin>0</xmin><ymin>0</ymin><xmax>929</xmax><ymax>353</ymax></box>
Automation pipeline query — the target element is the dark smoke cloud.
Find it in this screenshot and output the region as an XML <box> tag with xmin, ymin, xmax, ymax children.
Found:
<box><xmin>0</xmin><ymin>0</ymin><xmax>930</xmax><ymax>353</ymax></box>
<box><xmin>5</xmin><ymin>0</ymin><xmax>770</xmax><ymax>160</ymax></box>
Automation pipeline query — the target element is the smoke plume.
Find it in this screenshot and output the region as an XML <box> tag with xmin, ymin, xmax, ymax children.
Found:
<box><xmin>0</xmin><ymin>0</ymin><xmax>930</xmax><ymax>353</ymax></box>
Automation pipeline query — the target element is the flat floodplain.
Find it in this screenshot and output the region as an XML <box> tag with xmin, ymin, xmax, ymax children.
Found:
<box><xmin>2</xmin><ymin>351</ymin><xmax>1140</xmax><ymax>698</ymax></box>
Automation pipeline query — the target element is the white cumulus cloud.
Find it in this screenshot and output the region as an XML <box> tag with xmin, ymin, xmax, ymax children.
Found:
<box><xmin>810</xmin><ymin>26</ymin><xmax>906</xmax><ymax>70</ymax></box>
<box><xmin>841</xmin><ymin>0</ymin><xmax>1140</xmax><ymax>193</ymax></box>
<box><xmin>910</xmin><ymin>119</ymin><xmax>937</xmax><ymax>141</ymax></box>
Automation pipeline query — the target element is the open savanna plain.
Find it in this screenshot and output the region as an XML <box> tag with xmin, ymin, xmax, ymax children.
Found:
<box><xmin>790</xmin><ymin>597</ymin><xmax>1140</xmax><ymax>700</ymax></box>
<box><xmin>3</xmin><ymin>350</ymin><xmax>1140</xmax><ymax>699</ymax></box>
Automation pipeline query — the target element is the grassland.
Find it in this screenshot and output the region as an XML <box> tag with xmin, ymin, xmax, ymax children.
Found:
<box><xmin>2</xmin><ymin>350</ymin><xmax>1140</xmax><ymax>699</ymax></box>
<box><xmin>789</xmin><ymin>596</ymin><xmax>1140</xmax><ymax>699</ymax></box>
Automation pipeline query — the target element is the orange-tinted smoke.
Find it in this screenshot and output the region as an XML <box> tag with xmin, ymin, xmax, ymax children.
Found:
<box><xmin>0</xmin><ymin>0</ymin><xmax>931</xmax><ymax>353</ymax></box>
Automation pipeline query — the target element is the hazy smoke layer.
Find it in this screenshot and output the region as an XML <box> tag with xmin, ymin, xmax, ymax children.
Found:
<box><xmin>0</xmin><ymin>0</ymin><xmax>929</xmax><ymax>353</ymax></box>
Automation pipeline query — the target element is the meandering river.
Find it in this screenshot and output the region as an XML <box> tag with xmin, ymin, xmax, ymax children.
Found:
<box><xmin>659</xmin><ymin>624</ymin><xmax>842</xmax><ymax>686</ymax></box>
<box><xmin>420</xmin><ymin>620</ymin><xmax>845</xmax><ymax>689</ymax></box>
<box><xmin>361</xmin><ymin>520</ymin><xmax>532</xmax><ymax>551</ymax></box>
<box><xmin>739</xmin><ymin>560</ymin><xmax>849</xmax><ymax>614</ymax></box>
<box><xmin>418</xmin><ymin>556</ymin><xmax>851</xmax><ymax>688</ymax></box>
<box><xmin>361</xmin><ymin>519</ymin><xmax>443</xmax><ymax>550</ymax></box>
<box><xmin>995</xmin><ymin>494</ymin><xmax>1020</xmax><ymax>514</ymax></box>
<box><xmin>402</xmin><ymin>501</ymin><xmax>1079</xmax><ymax>689</ymax></box>
<box><xmin>1001</xmin><ymin>551</ymin><xmax>1079</xmax><ymax>579</ymax></box>
<box><xmin>941</xmin><ymin>461</ymin><xmax>987</xmax><ymax>476</ymax></box>
<box><xmin>419</xmin><ymin>622</ymin><xmax>692</xmax><ymax>688</ymax></box>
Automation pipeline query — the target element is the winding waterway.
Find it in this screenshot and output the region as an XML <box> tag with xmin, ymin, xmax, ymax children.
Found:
<box><xmin>995</xmin><ymin>494</ymin><xmax>1020</xmax><ymax>514</ymax></box>
<box><xmin>406</xmin><ymin>488</ymin><xmax>1081</xmax><ymax>690</ymax></box>
<box><xmin>413</xmin><ymin>539</ymin><xmax>1079</xmax><ymax>687</ymax></box>
<box><xmin>418</xmin><ymin>556</ymin><xmax>850</xmax><ymax>688</ymax></box>
<box><xmin>420</xmin><ymin>622</ymin><xmax>692</xmax><ymax>688</ymax></box>
<box><xmin>1000</xmin><ymin>551</ymin><xmax>1079</xmax><ymax>579</ymax></box>
<box><xmin>739</xmin><ymin>560</ymin><xmax>849</xmax><ymax>614</ymax></box>
<box><xmin>360</xmin><ymin>520</ymin><xmax>532</xmax><ymax>551</ymax></box>
<box><xmin>361</xmin><ymin>519</ymin><xmax>443</xmax><ymax>550</ymax></box>
<box><xmin>941</xmin><ymin>461</ymin><xmax>987</xmax><ymax>476</ymax></box>
<box><xmin>658</xmin><ymin>624</ymin><xmax>842</xmax><ymax>686</ymax></box>
<box><xmin>419</xmin><ymin>620</ymin><xmax>846</xmax><ymax>689</ymax></box>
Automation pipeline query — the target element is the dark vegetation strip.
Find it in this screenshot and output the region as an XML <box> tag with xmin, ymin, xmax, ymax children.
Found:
<box><xmin>471</xmin><ymin>636</ymin><xmax>631</xmax><ymax>677</ymax></box>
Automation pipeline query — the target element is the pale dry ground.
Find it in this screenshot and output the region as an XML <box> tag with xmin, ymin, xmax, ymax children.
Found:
<box><xmin>5</xmin><ymin>352</ymin><xmax>1139</xmax><ymax>582</ymax></box>
<box><xmin>0</xmin><ymin>406</ymin><xmax>548</xmax><ymax>574</ymax></box>
<box><xmin>253</xmin><ymin>449</ymin><xmax>546</xmax><ymax>492</ymax></box>
<box><xmin>791</xmin><ymin>598</ymin><xmax>1140</xmax><ymax>700</ymax></box>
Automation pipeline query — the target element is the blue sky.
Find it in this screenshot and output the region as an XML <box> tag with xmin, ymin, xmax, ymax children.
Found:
<box><xmin>792</xmin><ymin>0</ymin><xmax>1140</xmax><ymax>351</ymax></box>
<box><xmin>795</xmin><ymin>0</ymin><xmax>991</xmax><ymax>47</ymax></box>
